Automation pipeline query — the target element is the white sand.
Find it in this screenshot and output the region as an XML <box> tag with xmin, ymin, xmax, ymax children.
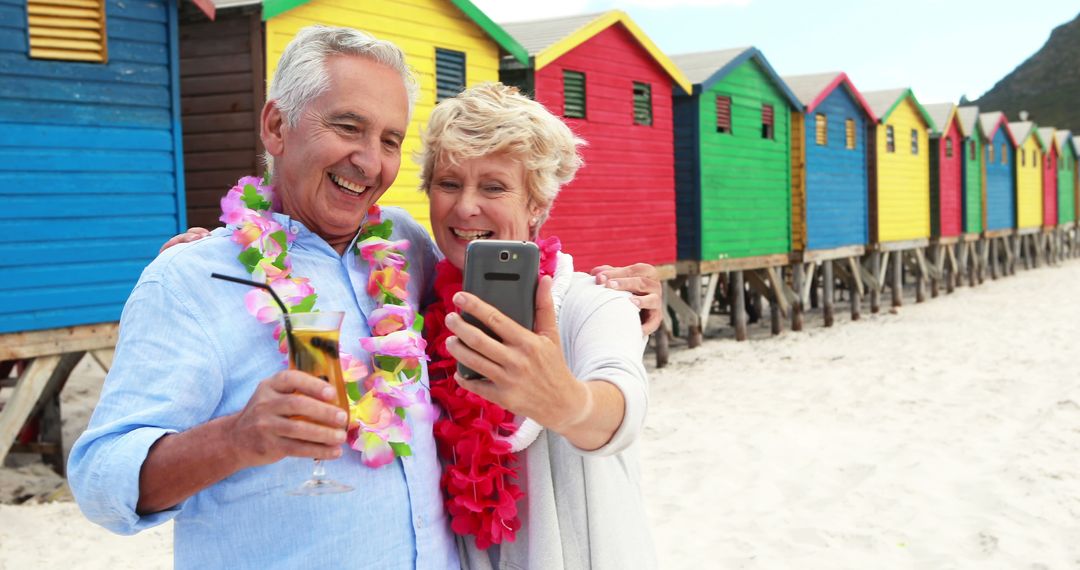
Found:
<box><xmin>3</xmin><ymin>261</ymin><xmax>1080</xmax><ymax>568</ymax></box>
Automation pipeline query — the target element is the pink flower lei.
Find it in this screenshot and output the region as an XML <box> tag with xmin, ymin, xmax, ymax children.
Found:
<box><xmin>220</xmin><ymin>176</ymin><xmax>432</xmax><ymax>468</ymax></box>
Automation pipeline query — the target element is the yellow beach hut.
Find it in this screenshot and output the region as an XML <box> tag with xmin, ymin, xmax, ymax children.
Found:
<box><xmin>261</xmin><ymin>0</ymin><xmax>528</xmax><ymax>228</ymax></box>
<box><xmin>862</xmin><ymin>88</ymin><xmax>935</xmax><ymax>244</ymax></box>
<box><xmin>1009</xmin><ymin>120</ymin><xmax>1045</xmax><ymax>231</ymax></box>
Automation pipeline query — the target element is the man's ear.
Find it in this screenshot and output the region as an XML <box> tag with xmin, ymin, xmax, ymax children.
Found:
<box><xmin>261</xmin><ymin>101</ymin><xmax>285</xmax><ymax>157</ymax></box>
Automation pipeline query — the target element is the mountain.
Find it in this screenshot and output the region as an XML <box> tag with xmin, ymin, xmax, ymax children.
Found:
<box><xmin>974</xmin><ymin>11</ymin><xmax>1080</xmax><ymax>133</ymax></box>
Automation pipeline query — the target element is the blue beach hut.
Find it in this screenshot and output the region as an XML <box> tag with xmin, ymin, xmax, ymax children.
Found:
<box><xmin>1</xmin><ymin>0</ymin><xmax>203</xmax><ymax>333</ymax></box>
<box><xmin>782</xmin><ymin>72</ymin><xmax>877</xmax><ymax>257</ymax></box>
<box><xmin>978</xmin><ymin>112</ymin><xmax>1017</xmax><ymax>234</ymax></box>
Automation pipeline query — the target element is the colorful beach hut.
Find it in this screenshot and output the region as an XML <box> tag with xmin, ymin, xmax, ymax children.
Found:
<box><xmin>1055</xmin><ymin>131</ymin><xmax>1077</xmax><ymax>228</ymax></box>
<box><xmin>978</xmin><ymin>112</ymin><xmax>1017</xmax><ymax>234</ymax></box>
<box><xmin>179</xmin><ymin>0</ymin><xmax>528</xmax><ymax>230</ymax></box>
<box><xmin>781</xmin><ymin>71</ymin><xmax>876</xmax><ymax>326</ymax></box>
<box><xmin>0</xmin><ymin>0</ymin><xmax>211</xmax><ymax>472</ymax></box>
<box><xmin>667</xmin><ymin>47</ymin><xmax>800</xmax><ymax>339</ymax></box>
<box><xmin>925</xmin><ymin>103</ymin><xmax>963</xmax><ymax>239</ymax></box>
<box><xmin>1037</xmin><ymin>127</ymin><xmax>1058</xmax><ymax>229</ymax></box>
<box><xmin>1009</xmin><ymin>120</ymin><xmax>1045</xmax><ymax>232</ymax></box>
<box><xmin>861</xmin><ymin>88</ymin><xmax>935</xmax><ymax>306</ymax></box>
<box><xmin>956</xmin><ymin>106</ymin><xmax>984</xmax><ymax>236</ymax></box>
<box><xmin>499</xmin><ymin>11</ymin><xmax>690</xmax><ymax>272</ymax></box>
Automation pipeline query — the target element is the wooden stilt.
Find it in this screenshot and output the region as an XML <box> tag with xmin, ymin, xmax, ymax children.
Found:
<box><xmin>848</xmin><ymin>257</ymin><xmax>862</xmax><ymax>321</ymax></box>
<box><xmin>687</xmin><ymin>274</ymin><xmax>703</xmax><ymax>348</ymax></box>
<box><xmin>654</xmin><ymin>283</ymin><xmax>670</xmax><ymax>368</ymax></box>
<box><xmin>929</xmin><ymin>246</ymin><xmax>940</xmax><ymax>298</ymax></box>
<box><xmin>791</xmin><ymin>263</ymin><xmax>804</xmax><ymax>332</ymax></box>
<box><xmin>914</xmin><ymin>249</ymin><xmax>927</xmax><ymax>304</ymax></box>
<box><xmin>870</xmin><ymin>252</ymin><xmax>881</xmax><ymax>314</ymax></box>
<box><xmin>822</xmin><ymin>259</ymin><xmax>834</xmax><ymax>327</ymax></box>
<box><xmin>891</xmin><ymin>250</ymin><xmax>903</xmax><ymax>308</ymax></box>
<box><xmin>732</xmin><ymin>270</ymin><xmax>747</xmax><ymax>342</ymax></box>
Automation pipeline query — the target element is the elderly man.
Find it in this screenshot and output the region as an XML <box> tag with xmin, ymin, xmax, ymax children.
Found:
<box><xmin>69</xmin><ymin>25</ymin><xmax>660</xmax><ymax>569</ymax></box>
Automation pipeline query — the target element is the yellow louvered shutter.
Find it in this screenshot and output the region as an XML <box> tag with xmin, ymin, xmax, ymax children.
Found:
<box><xmin>815</xmin><ymin>113</ymin><xmax>827</xmax><ymax>146</ymax></box>
<box><xmin>845</xmin><ymin>119</ymin><xmax>856</xmax><ymax>149</ymax></box>
<box><xmin>27</xmin><ymin>0</ymin><xmax>107</xmax><ymax>63</ymax></box>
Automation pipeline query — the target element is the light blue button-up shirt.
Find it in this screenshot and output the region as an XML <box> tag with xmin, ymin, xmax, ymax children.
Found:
<box><xmin>68</xmin><ymin>208</ymin><xmax>459</xmax><ymax>569</ymax></box>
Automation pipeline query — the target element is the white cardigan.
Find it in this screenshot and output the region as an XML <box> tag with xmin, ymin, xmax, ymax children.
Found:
<box><xmin>457</xmin><ymin>254</ymin><xmax>656</xmax><ymax>570</ymax></box>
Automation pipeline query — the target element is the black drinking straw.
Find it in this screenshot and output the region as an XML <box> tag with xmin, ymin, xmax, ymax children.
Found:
<box><xmin>211</xmin><ymin>272</ymin><xmax>297</xmax><ymax>359</ymax></box>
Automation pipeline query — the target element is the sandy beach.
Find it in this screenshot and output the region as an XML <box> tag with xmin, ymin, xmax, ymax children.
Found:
<box><xmin>3</xmin><ymin>261</ymin><xmax>1080</xmax><ymax>568</ymax></box>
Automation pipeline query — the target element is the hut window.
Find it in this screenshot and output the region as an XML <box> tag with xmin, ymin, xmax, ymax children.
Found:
<box><xmin>886</xmin><ymin>126</ymin><xmax>895</xmax><ymax>153</ymax></box>
<box><xmin>26</xmin><ymin>0</ymin><xmax>108</xmax><ymax>63</ymax></box>
<box><xmin>435</xmin><ymin>48</ymin><xmax>466</xmax><ymax>102</ymax></box>
<box><xmin>1000</xmin><ymin>144</ymin><xmax>1007</xmax><ymax>165</ymax></box>
<box><xmin>845</xmin><ymin>119</ymin><xmax>856</xmax><ymax>149</ymax></box>
<box><xmin>762</xmin><ymin>104</ymin><xmax>775</xmax><ymax>140</ymax></box>
<box><xmin>911</xmin><ymin>129</ymin><xmax>919</xmax><ymax>155</ymax></box>
<box><xmin>1021</xmin><ymin>149</ymin><xmax>1025</xmax><ymax>167</ymax></box>
<box><xmin>563</xmin><ymin>70</ymin><xmax>586</xmax><ymax>119</ymax></box>
<box><xmin>633</xmin><ymin>82</ymin><xmax>652</xmax><ymax>126</ymax></box>
<box><xmin>945</xmin><ymin>138</ymin><xmax>954</xmax><ymax>158</ymax></box>
<box><xmin>987</xmin><ymin>145</ymin><xmax>994</xmax><ymax>163</ymax></box>
<box><xmin>716</xmin><ymin>95</ymin><xmax>732</xmax><ymax>133</ymax></box>
<box><xmin>969</xmin><ymin>140</ymin><xmax>975</xmax><ymax>160</ymax></box>
<box><xmin>814</xmin><ymin>113</ymin><xmax>827</xmax><ymax>146</ymax></box>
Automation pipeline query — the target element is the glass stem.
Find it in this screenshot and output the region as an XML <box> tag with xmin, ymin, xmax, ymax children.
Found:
<box><xmin>312</xmin><ymin>459</ymin><xmax>327</xmax><ymax>480</ymax></box>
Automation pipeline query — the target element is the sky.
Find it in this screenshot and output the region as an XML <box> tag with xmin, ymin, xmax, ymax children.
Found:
<box><xmin>472</xmin><ymin>0</ymin><xmax>1080</xmax><ymax>106</ymax></box>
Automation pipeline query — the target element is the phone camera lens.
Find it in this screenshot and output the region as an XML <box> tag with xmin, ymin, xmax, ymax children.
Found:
<box><xmin>499</xmin><ymin>250</ymin><xmax>510</xmax><ymax>261</ymax></box>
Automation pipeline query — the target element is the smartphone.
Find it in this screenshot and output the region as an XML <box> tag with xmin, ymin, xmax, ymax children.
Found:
<box><xmin>457</xmin><ymin>240</ymin><xmax>540</xmax><ymax>380</ymax></box>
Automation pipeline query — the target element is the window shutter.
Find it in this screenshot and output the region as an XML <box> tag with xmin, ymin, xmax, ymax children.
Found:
<box><xmin>716</xmin><ymin>95</ymin><xmax>732</xmax><ymax>133</ymax></box>
<box><xmin>814</xmin><ymin>113</ymin><xmax>826</xmax><ymax>146</ymax></box>
<box><xmin>633</xmin><ymin>82</ymin><xmax>652</xmax><ymax>126</ymax></box>
<box><xmin>435</xmin><ymin>48</ymin><xmax>466</xmax><ymax>102</ymax></box>
<box><xmin>969</xmin><ymin>140</ymin><xmax>975</xmax><ymax>160</ymax></box>
<box><xmin>910</xmin><ymin>128</ymin><xmax>919</xmax><ymax>155</ymax></box>
<box><xmin>987</xmin><ymin>145</ymin><xmax>994</xmax><ymax>163</ymax></box>
<box><xmin>945</xmin><ymin>138</ymin><xmax>953</xmax><ymax>158</ymax></box>
<box><xmin>27</xmin><ymin>0</ymin><xmax>107</xmax><ymax>63</ymax></box>
<box><xmin>562</xmin><ymin>70</ymin><xmax>586</xmax><ymax>119</ymax></box>
<box><xmin>845</xmin><ymin>119</ymin><xmax>856</xmax><ymax>149</ymax></box>
<box><xmin>761</xmin><ymin>104</ymin><xmax>774</xmax><ymax>140</ymax></box>
<box><xmin>1021</xmin><ymin>149</ymin><xmax>1025</xmax><ymax>167</ymax></box>
<box><xmin>1001</xmin><ymin>144</ymin><xmax>1007</xmax><ymax>165</ymax></box>
<box><xmin>886</xmin><ymin>125</ymin><xmax>895</xmax><ymax>153</ymax></box>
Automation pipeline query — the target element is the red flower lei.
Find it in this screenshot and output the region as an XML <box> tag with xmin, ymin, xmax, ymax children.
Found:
<box><xmin>425</xmin><ymin>237</ymin><xmax>562</xmax><ymax>549</ymax></box>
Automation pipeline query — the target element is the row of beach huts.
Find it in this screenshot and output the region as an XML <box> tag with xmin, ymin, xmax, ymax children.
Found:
<box><xmin>2</xmin><ymin>0</ymin><xmax>1078</xmax><ymax>467</ymax></box>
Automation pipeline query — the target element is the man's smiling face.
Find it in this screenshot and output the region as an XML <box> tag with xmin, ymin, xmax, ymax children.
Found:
<box><xmin>263</xmin><ymin>54</ymin><xmax>409</xmax><ymax>249</ymax></box>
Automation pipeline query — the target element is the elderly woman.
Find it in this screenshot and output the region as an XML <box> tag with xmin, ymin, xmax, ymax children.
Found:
<box><xmin>420</xmin><ymin>82</ymin><xmax>655</xmax><ymax>569</ymax></box>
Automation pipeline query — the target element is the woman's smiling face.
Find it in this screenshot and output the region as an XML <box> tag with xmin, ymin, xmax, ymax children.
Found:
<box><xmin>428</xmin><ymin>153</ymin><xmax>543</xmax><ymax>270</ymax></box>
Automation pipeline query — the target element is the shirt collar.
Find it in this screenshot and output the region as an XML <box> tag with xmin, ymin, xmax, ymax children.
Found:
<box><xmin>270</xmin><ymin>212</ymin><xmax>365</xmax><ymax>258</ymax></box>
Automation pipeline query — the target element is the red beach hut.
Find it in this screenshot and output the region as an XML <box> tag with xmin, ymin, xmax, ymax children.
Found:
<box><xmin>1038</xmin><ymin>127</ymin><xmax>1059</xmax><ymax>228</ymax></box>
<box><xmin>925</xmin><ymin>103</ymin><xmax>963</xmax><ymax>238</ymax></box>
<box><xmin>499</xmin><ymin>12</ymin><xmax>691</xmax><ymax>273</ymax></box>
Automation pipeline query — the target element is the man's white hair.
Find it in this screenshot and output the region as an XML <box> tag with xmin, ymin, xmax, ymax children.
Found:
<box><xmin>263</xmin><ymin>25</ymin><xmax>418</xmax><ymax>173</ymax></box>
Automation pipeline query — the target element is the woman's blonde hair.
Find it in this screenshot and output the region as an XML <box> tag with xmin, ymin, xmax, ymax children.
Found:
<box><xmin>419</xmin><ymin>83</ymin><xmax>585</xmax><ymax>230</ymax></box>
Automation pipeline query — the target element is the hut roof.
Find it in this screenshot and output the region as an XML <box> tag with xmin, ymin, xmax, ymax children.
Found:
<box><xmin>1009</xmin><ymin>121</ymin><xmax>1045</xmax><ymax>150</ymax></box>
<box><xmin>923</xmin><ymin>102</ymin><xmax>957</xmax><ymax>137</ymax></box>
<box><xmin>1037</xmin><ymin>127</ymin><xmax>1057</xmax><ymax>153</ymax></box>
<box><xmin>500</xmin><ymin>11</ymin><xmax>690</xmax><ymax>93</ymax></box>
<box><xmin>781</xmin><ymin>71</ymin><xmax>876</xmax><ymax>120</ymax></box>
<box><xmin>1055</xmin><ymin>130</ymin><xmax>1075</xmax><ymax>155</ymax></box>
<box><xmin>978</xmin><ymin>112</ymin><xmax>1016</xmax><ymax>145</ymax></box>
<box><xmin>861</xmin><ymin>88</ymin><xmax>935</xmax><ymax>129</ymax></box>
<box><xmin>1074</xmin><ymin>136</ymin><xmax>1080</xmax><ymax>156</ymax></box>
<box><xmin>956</xmin><ymin>106</ymin><xmax>980</xmax><ymax>139</ymax></box>
<box><xmin>259</xmin><ymin>0</ymin><xmax>529</xmax><ymax>64</ymax></box>
<box><xmin>670</xmin><ymin>47</ymin><xmax>801</xmax><ymax>108</ymax></box>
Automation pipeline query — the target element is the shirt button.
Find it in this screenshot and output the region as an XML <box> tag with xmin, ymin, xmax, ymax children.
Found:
<box><xmin>290</xmin><ymin>226</ymin><xmax>299</xmax><ymax>235</ymax></box>
<box><xmin>415</xmin><ymin>515</ymin><xmax>424</xmax><ymax>529</ymax></box>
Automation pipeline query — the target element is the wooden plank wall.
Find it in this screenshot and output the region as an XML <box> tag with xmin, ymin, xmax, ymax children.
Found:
<box><xmin>1016</xmin><ymin>136</ymin><xmax>1043</xmax><ymax>229</ymax></box>
<box><xmin>803</xmin><ymin>87</ymin><xmax>869</xmax><ymax>251</ymax></box>
<box><xmin>1042</xmin><ymin>143</ymin><xmax>1057</xmax><ymax>228</ymax></box>
<box><xmin>961</xmin><ymin>135</ymin><xmax>983</xmax><ymax>234</ymax></box>
<box><xmin>533</xmin><ymin>24</ymin><xmax>678</xmax><ymax>269</ymax></box>
<box><xmin>179</xmin><ymin>4</ymin><xmax>264</xmax><ymax>230</ymax></box>
<box><xmin>1059</xmin><ymin>146</ymin><xmax>1076</xmax><ymax>225</ymax></box>
<box><xmin>0</xmin><ymin>0</ymin><xmax>183</xmax><ymax>334</ymax></box>
<box><xmin>697</xmin><ymin>59</ymin><xmax>791</xmax><ymax>260</ymax></box>
<box><xmin>673</xmin><ymin>92</ymin><xmax>701</xmax><ymax>260</ymax></box>
<box><xmin>875</xmin><ymin>98</ymin><xmax>930</xmax><ymax>242</ymax></box>
<box><xmin>929</xmin><ymin>118</ymin><xmax>963</xmax><ymax>238</ymax></box>
<box><xmin>265</xmin><ymin>0</ymin><xmax>502</xmax><ymax>231</ymax></box>
<box><xmin>985</xmin><ymin>129</ymin><xmax>1015</xmax><ymax>232</ymax></box>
